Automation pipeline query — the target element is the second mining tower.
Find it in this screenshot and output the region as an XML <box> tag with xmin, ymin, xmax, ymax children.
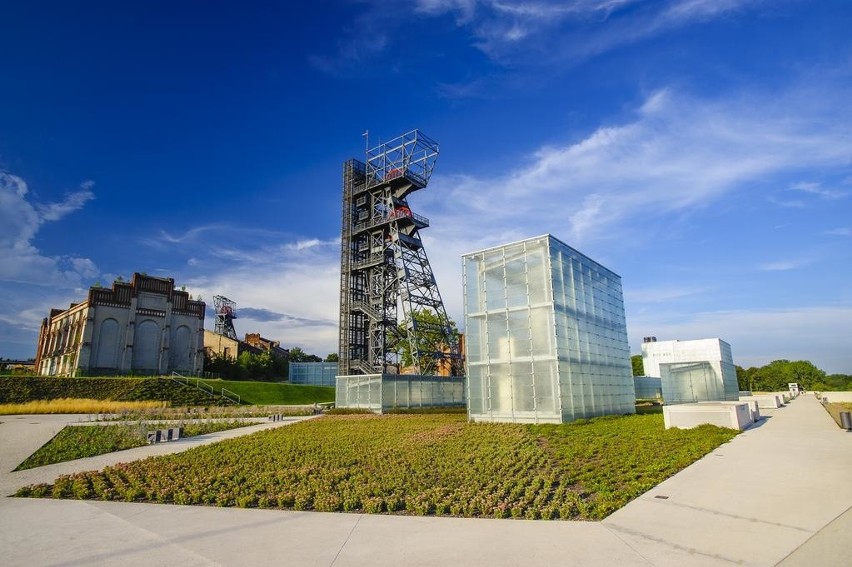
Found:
<box><xmin>338</xmin><ymin>130</ymin><xmax>462</xmax><ymax>377</ymax></box>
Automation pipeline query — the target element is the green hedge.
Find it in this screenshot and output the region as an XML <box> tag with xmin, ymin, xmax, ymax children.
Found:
<box><xmin>0</xmin><ymin>376</ymin><xmax>222</xmax><ymax>406</ymax></box>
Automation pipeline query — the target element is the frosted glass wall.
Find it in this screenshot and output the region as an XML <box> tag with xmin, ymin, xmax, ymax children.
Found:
<box><xmin>290</xmin><ymin>362</ymin><xmax>338</xmax><ymax>386</ymax></box>
<box><xmin>634</xmin><ymin>376</ymin><xmax>663</xmax><ymax>400</ymax></box>
<box><xmin>659</xmin><ymin>362</ymin><xmax>719</xmax><ymax>404</ymax></box>
<box><xmin>463</xmin><ymin>234</ymin><xmax>635</xmax><ymax>424</ymax></box>
<box><xmin>336</xmin><ymin>374</ymin><xmax>465</xmax><ymax>412</ymax></box>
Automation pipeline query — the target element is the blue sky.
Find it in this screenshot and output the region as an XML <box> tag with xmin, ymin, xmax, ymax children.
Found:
<box><xmin>1</xmin><ymin>0</ymin><xmax>851</xmax><ymax>372</ymax></box>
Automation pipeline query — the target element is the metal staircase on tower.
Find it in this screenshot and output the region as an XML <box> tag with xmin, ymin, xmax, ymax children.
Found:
<box><xmin>338</xmin><ymin>130</ymin><xmax>462</xmax><ymax>377</ymax></box>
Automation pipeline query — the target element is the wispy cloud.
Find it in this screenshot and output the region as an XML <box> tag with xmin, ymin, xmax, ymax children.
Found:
<box><xmin>150</xmin><ymin>223</ymin><xmax>342</xmax><ymax>354</ymax></box>
<box><xmin>35</xmin><ymin>180</ymin><xmax>95</xmax><ymax>221</ymax></box>
<box><xmin>625</xmin><ymin>285</ymin><xmax>711</xmax><ymax>304</ymax></box>
<box><xmin>424</xmin><ymin>84</ymin><xmax>852</xmax><ymax>247</ymax></box>
<box><xmin>239</xmin><ymin>307</ymin><xmax>336</xmax><ymax>327</ymax></box>
<box><xmin>414</xmin><ymin>0</ymin><xmax>759</xmax><ymax>66</ymax></box>
<box><xmin>311</xmin><ymin>0</ymin><xmax>760</xmax><ymax>84</ymax></box>
<box><xmin>282</xmin><ymin>238</ymin><xmax>338</xmax><ymax>252</ymax></box>
<box><xmin>0</xmin><ymin>172</ymin><xmax>99</xmax><ymax>357</ymax></box>
<box><xmin>788</xmin><ymin>181</ymin><xmax>848</xmax><ymax>200</ymax></box>
<box><xmin>411</xmin><ymin>79</ymin><xmax>852</xmax><ymax>333</ymax></box>
<box><xmin>758</xmin><ymin>261</ymin><xmax>802</xmax><ymax>272</ymax></box>
<box><xmin>825</xmin><ymin>227</ymin><xmax>851</xmax><ymax>237</ymax></box>
<box><xmin>0</xmin><ymin>172</ymin><xmax>97</xmax><ymax>286</ymax></box>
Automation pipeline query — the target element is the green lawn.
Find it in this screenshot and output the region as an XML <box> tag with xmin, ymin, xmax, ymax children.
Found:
<box><xmin>14</xmin><ymin>421</ymin><xmax>256</xmax><ymax>471</ymax></box>
<box><xmin>20</xmin><ymin>412</ymin><xmax>738</xmax><ymax>519</ymax></box>
<box><xmin>198</xmin><ymin>379</ymin><xmax>334</xmax><ymax>405</ymax></box>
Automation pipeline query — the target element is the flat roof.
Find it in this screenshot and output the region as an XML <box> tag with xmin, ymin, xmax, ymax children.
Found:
<box><xmin>461</xmin><ymin>233</ymin><xmax>621</xmax><ymax>279</ymax></box>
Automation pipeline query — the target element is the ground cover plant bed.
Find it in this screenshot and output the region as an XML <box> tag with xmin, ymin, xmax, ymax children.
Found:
<box><xmin>14</xmin><ymin>420</ymin><xmax>256</xmax><ymax>471</ymax></box>
<box><xmin>18</xmin><ymin>413</ymin><xmax>738</xmax><ymax>520</ymax></box>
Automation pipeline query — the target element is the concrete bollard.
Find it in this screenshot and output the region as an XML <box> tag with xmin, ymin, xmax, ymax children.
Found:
<box><xmin>840</xmin><ymin>411</ymin><xmax>852</xmax><ymax>430</ymax></box>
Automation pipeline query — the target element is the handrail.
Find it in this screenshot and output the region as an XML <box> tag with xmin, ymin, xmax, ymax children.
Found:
<box><xmin>221</xmin><ymin>387</ymin><xmax>241</xmax><ymax>405</ymax></box>
<box><xmin>353</xmin><ymin>210</ymin><xmax>430</xmax><ymax>233</ymax></box>
<box><xmin>170</xmin><ymin>372</ymin><xmax>239</xmax><ymax>404</ymax></box>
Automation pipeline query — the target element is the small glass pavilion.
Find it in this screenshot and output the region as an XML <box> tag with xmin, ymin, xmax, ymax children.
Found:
<box><xmin>463</xmin><ymin>234</ymin><xmax>635</xmax><ymax>423</ymax></box>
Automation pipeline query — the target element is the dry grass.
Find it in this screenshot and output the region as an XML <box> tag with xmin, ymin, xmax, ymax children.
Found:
<box><xmin>0</xmin><ymin>398</ymin><xmax>167</xmax><ymax>415</ymax></box>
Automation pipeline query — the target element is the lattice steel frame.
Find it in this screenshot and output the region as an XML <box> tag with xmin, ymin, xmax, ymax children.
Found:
<box><xmin>338</xmin><ymin>130</ymin><xmax>461</xmax><ymax>376</ymax></box>
<box><xmin>213</xmin><ymin>295</ymin><xmax>238</xmax><ymax>340</ymax></box>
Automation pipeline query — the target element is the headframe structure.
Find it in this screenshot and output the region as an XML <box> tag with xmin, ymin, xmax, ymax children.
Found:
<box><xmin>338</xmin><ymin>130</ymin><xmax>462</xmax><ymax>376</ymax></box>
<box><xmin>213</xmin><ymin>295</ymin><xmax>238</xmax><ymax>340</ymax></box>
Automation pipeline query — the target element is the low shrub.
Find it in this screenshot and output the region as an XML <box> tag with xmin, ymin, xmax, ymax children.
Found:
<box><xmin>19</xmin><ymin>413</ymin><xmax>739</xmax><ymax>520</ymax></box>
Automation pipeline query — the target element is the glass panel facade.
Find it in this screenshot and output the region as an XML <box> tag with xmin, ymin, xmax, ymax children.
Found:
<box><xmin>290</xmin><ymin>362</ymin><xmax>338</xmax><ymax>386</ymax></box>
<box><xmin>336</xmin><ymin>374</ymin><xmax>465</xmax><ymax>411</ymax></box>
<box><xmin>463</xmin><ymin>234</ymin><xmax>635</xmax><ymax>423</ymax></box>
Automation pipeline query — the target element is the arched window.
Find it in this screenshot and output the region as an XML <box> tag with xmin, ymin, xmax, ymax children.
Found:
<box><xmin>133</xmin><ymin>320</ymin><xmax>161</xmax><ymax>373</ymax></box>
<box><xmin>95</xmin><ymin>319</ymin><xmax>120</xmax><ymax>370</ymax></box>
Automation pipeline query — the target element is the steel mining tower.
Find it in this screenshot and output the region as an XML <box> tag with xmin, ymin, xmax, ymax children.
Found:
<box><xmin>338</xmin><ymin>130</ymin><xmax>462</xmax><ymax>376</ymax></box>
<box><xmin>213</xmin><ymin>295</ymin><xmax>238</xmax><ymax>340</ymax></box>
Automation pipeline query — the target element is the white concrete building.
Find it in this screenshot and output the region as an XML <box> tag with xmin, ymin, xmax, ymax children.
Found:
<box><xmin>462</xmin><ymin>234</ymin><xmax>635</xmax><ymax>424</ymax></box>
<box><xmin>35</xmin><ymin>273</ymin><xmax>206</xmax><ymax>377</ymax></box>
<box><xmin>641</xmin><ymin>338</ymin><xmax>739</xmax><ymax>404</ymax></box>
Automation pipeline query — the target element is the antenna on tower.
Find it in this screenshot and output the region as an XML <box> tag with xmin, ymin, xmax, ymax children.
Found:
<box><xmin>213</xmin><ymin>295</ymin><xmax>238</xmax><ymax>340</ymax></box>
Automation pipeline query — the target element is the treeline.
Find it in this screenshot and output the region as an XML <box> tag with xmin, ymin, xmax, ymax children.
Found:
<box><xmin>736</xmin><ymin>360</ymin><xmax>852</xmax><ymax>392</ymax></box>
<box><xmin>203</xmin><ymin>347</ymin><xmax>335</xmax><ymax>381</ymax></box>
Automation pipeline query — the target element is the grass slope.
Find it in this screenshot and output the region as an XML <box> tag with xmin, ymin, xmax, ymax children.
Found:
<box><xmin>198</xmin><ymin>379</ymin><xmax>334</xmax><ymax>405</ymax></box>
<box><xmin>0</xmin><ymin>376</ymin><xmax>221</xmax><ymax>406</ymax></box>
<box><xmin>20</xmin><ymin>413</ymin><xmax>738</xmax><ymax>519</ymax></box>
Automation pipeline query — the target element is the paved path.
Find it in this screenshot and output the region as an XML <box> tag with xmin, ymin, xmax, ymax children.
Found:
<box><xmin>0</xmin><ymin>396</ymin><xmax>849</xmax><ymax>566</ymax></box>
<box><xmin>603</xmin><ymin>394</ymin><xmax>852</xmax><ymax>566</ymax></box>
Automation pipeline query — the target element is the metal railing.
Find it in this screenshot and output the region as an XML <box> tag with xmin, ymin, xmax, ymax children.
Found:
<box><xmin>170</xmin><ymin>372</ymin><xmax>240</xmax><ymax>405</ymax></box>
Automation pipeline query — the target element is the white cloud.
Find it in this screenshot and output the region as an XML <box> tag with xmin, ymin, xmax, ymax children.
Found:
<box><xmin>624</xmin><ymin>285</ymin><xmax>711</xmax><ymax>304</ymax></box>
<box><xmin>413</xmin><ymin>0</ymin><xmax>760</xmax><ymax>64</ymax></box>
<box><xmin>423</xmin><ymin>84</ymin><xmax>852</xmax><ymax>250</ymax></box>
<box><xmin>758</xmin><ymin>261</ymin><xmax>801</xmax><ymax>272</ymax></box>
<box><xmin>283</xmin><ymin>238</ymin><xmax>338</xmax><ymax>252</ymax></box>
<box><xmin>410</xmin><ymin>81</ymin><xmax>852</xmax><ymax>370</ymax></box>
<box><xmin>155</xmin><ymin>227</ymin><xmax>344</xmax><ymax>356</ymax></box>
<box><xmin>0</xmin><ymin>172</ymin><xmax>98</xmax><ymax>286</ymax></box>
<box><xmin>0</xmin><ymin>172</ymin><xmax>99</xmax><ymax>357</ymax></box>
<box><xmin>314</xmin><ymin>0</ymin><xmax>759</xmax><ymax>81</ymax></box>
<box><xmin>36</xmin><ymin>182</ymin><xmax>95</xmax><ymax>221</ymax></box>
<box><xmin>788</xmin><ymin>181</ymin><xmax>847</xmax><ymax>200</ymax></box>
<box><xmin>825</xmin><ymin>227</ymin><xmax>851</xmax><ymax>237</ymax></box>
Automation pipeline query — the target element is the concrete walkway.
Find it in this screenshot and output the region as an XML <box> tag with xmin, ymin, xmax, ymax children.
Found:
<box><xmin>0</xmin><ymin>396</ymin><xmax>849</xmax><ymax>566</ymax></box>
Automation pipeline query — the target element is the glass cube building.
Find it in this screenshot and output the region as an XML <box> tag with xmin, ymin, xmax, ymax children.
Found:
<box><xmin>462</xmin><ymin>234</ymin><xmax>635</xmax><ymax>423</ymax></box>
<box><xmin>642</xmin><ymin>338</ymin><xmax>739</xmax><ymax>404</ymax></box>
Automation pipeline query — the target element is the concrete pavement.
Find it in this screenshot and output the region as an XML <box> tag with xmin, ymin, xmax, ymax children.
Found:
<box><xmin>1</xmin><ymin>395</ymin><xmax>849</xmax><ymax>566</ymax></box>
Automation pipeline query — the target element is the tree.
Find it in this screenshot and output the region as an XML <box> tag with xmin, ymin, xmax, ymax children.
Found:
<box><xmin>631</xmin><ymin>354</ymin><xmax>644</xmax><ymax>376</ymax></box>
<box><xmin>288</xmin><ymin>347</ymin><xmax>321</xmax><ymax>363</ymax></box>
<box><xmin>325</xmin><ymin>353</ymin><xmax>339</xmax><ymax>362</ymax></box>
<box><xmin>745</xmin><ymin>360</ymin><xmax>827</xmax><ymax>392</ymax></box>
<box><xmin>394</xmin><ymin>308</ymin><xmax>460</xmax><ymax>375</ymax></box>
<box><xmin>735</xmin><ymin>365</ymin><xmax>749</xmax><ymax>391</ymax></box>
